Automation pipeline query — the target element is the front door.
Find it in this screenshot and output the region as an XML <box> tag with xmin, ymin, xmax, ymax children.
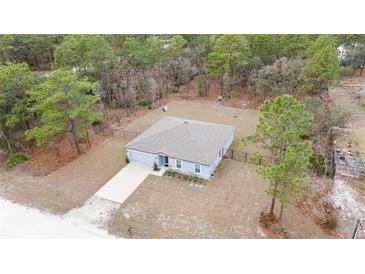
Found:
<box><xmin>164</xmin><ymin>156</ymin><xmax>169</xmax><ymax>167</ymax></box>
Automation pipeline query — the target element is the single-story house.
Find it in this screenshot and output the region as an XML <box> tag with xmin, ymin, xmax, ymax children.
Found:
<box><xmin>125</xmin><ymin>116</ymin><xmax>234</xmax><ymax>179</ymax></box>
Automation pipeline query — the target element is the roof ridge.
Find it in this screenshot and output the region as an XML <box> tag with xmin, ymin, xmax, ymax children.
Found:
<box><xmin>167</xmin><ymin>116</ymin><xmax>234</xmax><ymax>129</ymax></box>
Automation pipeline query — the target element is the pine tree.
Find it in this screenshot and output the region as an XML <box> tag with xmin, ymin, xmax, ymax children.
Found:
<box><xmin>26</xmin><ymin>70</ymin><xmax>102</xmax><ymax>154</ymax></box>
<box><xmin>0</xmin><ymin>62</ymin><xmax>36</xmax><ymax>152</ymax></box>
<box><xmin>302</xmin><ymin>35</ymin><xmax>341</xmax><ymax>93</ymax></box>
<box><xmin>244</xmin><ymin>95</ymin><xmax>314</xmax><ymax>217</ymax></box>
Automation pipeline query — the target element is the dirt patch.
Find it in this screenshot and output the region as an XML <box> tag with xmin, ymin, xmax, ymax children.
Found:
<box><xmin>18</xmin><ymin>133</ymin><xmax>107</xmax><ymax>176</ymax></box>
<box><xmin>293</xmin><ymin>173</ymin><xmax>338</xmax><ymax>237</ymax></box>
<box><xmin>0</xmin><ymin>132</ymin><xmax>129</xmax><ymax>214</ymax></box>
<box><xmin>123</xmin><ymin>100</ymin><xmax>259</xmax><ymax>148</ymax></box>
<box><xmin>9</xmin><ymin>106</ymin><xmax>158</xmax><ymax>176</ymax></box>
<box><xmin>169</xmin><ymin>78</ymin><xmax>257</xmax><ymax>109</ymax></box>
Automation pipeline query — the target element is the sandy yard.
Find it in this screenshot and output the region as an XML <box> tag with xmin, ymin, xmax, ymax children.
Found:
<box><xmin>108</xmin><ymin>159</ymin><xmax>327</xmax><ymax>238</ymax></box>
<box><xmin>123</xmin><ymin>100</ymin><xmax>263</xmax><ymax>153</ymax></box>
<box><xmin>0</xmin><ymin>99</ymin><xmax>329</xmax><ymax>238</ymax></box>
<box><xmin>109</xmin><ymin>160</ymin><xmax>268</xmax><ymax>238</ymax></box>
<box><xmin>0</xmin><ymin>99</ymin><xmax>260</xmax><ymax>215</ymax></box>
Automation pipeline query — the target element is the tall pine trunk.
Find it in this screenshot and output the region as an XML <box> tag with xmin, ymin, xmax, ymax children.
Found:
<box><xmin>220</xmin><ymin>75</ymin><xmax>224</xmax><ymax>96</ymax></box>
<box><xmin>69</xmin><ymin>119</ymin><xmax>81</xmax><ymax>155</ymax></box>
<box><xmin>86</xmin><ymin>130</ymin><xmax>91</xmax><ymax>148</ymax></box>
<box><xmin>279</xmin><ymin>203</ymin><xmax>284</xmax><ymax>221</ymax></box>
<box><xmin>270</xmin><ymin>181</ymin><xmax>278</xmax><ymax>215</ymax></box>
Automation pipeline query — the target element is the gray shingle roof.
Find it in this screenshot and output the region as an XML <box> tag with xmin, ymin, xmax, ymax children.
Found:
<box><xmin>125</xmin><ymin>116</ymin><xmax>234</xmax><ymax>165</ymax></box>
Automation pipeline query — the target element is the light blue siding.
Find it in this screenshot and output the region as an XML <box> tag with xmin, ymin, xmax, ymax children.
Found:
<box><xmin>167</xmin><ymin>157</ymin><xmax>211</xmax><ymax>179</ymax></box>
<box><xmin>210</xmin><ymin>132</ymin><xmax>234</xmax><ymax>174</ymax></box>
<box><xmin>126</xmin><ymin>132</ymin><xmax>233</xmax><ymax>179</ymax></box>
<box><xmin>126</xmin><ymin>149</ymin><xmax>157</xmax><ymax>167</ymax></box>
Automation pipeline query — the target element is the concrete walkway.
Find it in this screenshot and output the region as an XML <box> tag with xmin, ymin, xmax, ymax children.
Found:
<box><xmin>95</xmin><ymin>162</ymin><xmax>152</xmax><ymax>204</ymax></box>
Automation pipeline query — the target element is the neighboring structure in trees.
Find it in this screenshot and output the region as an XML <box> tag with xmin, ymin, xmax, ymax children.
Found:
<box><xmin>125</xmin><ymin>116</ymin><xmax>234</xmax><ymax>179</ymax></box>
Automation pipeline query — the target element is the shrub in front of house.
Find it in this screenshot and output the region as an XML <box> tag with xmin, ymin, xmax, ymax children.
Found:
<box><xmin>164</xmin><ymin>170</ymin><xmax>206</xmax><ymax>184</ymax></box>
<box><xmin>5</xmin><ymin>152</ymin><xmax>31</xmax><ymax>168</ymax></box>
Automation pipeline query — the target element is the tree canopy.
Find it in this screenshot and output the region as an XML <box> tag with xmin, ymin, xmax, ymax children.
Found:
<box><xmin>25</xmin><ymin>70</ymin><xmax>102</xmax><ymax>154</ymax></box>
<box><xmin>1</xmin><ymin>34</ymin><xmax>363</xmax><ymax>172</ymax></box>
<box><xmin>0</xmin><ymin>35</ymin><xmax>63</xmax><ymax>70</ymax></box>
<box><xmin>245</xmin><ymin>95</ymin><xmax>314</xmax><ymax>217</ymax></box>
<box><xmin>302</xmin><ymin>35</ymin><xmax>342</xmax><ymax>93</ymax></box>
<box><xmin>54</xmin><ymin>35</ymin><xmax>115</xmax><ymax>75</ymax></box>
<box><xmin>0</xmin><ymin>62</ymin><xmax>37</xmax><ymax>152</ymax></box>
<box><xmin>255</xmin><ymin>57</ymin><xmax>305</xmax><ymax>96</ymax></box>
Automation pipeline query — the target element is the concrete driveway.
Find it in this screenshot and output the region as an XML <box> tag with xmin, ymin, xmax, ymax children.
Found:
<box><xmin>95</xmin><ymin>162</ymin><xmax>152</xmax><ymax>204</ymax></box>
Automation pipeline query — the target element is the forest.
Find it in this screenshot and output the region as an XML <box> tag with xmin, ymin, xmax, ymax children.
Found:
<box><xmin>1</xmin><ymin>34</ymin><xmax>365</xmax><ymax>172</ymax></box>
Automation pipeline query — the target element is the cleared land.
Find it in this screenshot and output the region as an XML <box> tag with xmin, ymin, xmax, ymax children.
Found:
<box><xmin>0</xmin><ymin>100</ymin><xmax>257</xmax><ymax>214</ymax></box>
<box><xmin>107</xmin><ymin>100</ymin><xmax>326</xmax><ymax>238</ymax></box>
<box><xmin>0</xmin><ymin>100</ymin><xmax>327</xmax><ymax>238</ymax></box>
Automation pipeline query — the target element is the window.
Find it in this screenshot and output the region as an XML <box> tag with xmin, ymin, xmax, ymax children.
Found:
<box><xmin>195</xmin><ymin>163</ymin><xmax>201</xmax><ymax>173</ymax></box>
<box><xmin>176</xmin><ymin>159</ymin><xmax>182</xmax><ymax>169</ymax></box>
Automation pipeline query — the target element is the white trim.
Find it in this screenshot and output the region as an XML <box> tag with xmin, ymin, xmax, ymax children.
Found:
<box><xmin>176</xmin><ymin>159</ymin><xmax>182</xmax><ymax>169</ymax></box>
